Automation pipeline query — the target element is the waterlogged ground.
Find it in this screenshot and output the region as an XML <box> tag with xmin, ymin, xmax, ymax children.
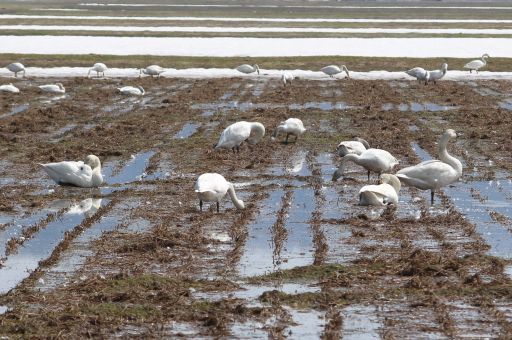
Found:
<box><xmin>0</xmin><ymin>75</ymin><xmax>512</xmax><ymax>337</ymax></box>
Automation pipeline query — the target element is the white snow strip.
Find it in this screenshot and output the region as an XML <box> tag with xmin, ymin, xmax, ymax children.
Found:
<box><xmin>3</xmin><ymin>25</ymin><xmax>512</xmax><ymax>35</ymax></box>
<box><xmin>1</xmin><ymin>67</ymin><xmax>511</xmax><ymax>81</ymax></box>
<box><xmin>31</xmin><ymin>9</ymin><xmax>89</xmax><ymax>12</ymax></box>
<box><xmin>2</xmin><ymin>15</ymin><xmax>512</xmax><ymax>23</ymax></box>
<box><xmin>78</xmin><ymin>3</ymin><xmax>512</xmax><ymax>10</ymax></box>
<box><xmin>0</xmin><ymin>36</ymin><xmax>509</xmax><ymax>58</ymax></box>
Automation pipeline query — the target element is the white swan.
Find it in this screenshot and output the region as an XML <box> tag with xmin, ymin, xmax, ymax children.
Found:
<box><xmin>333</xmin><ymin>148</ymin><xmax>399</xmax><ymax>182</ymax></box>
<box><xmin>40</xmin><ymin>154</ymin><xmax>103</xmax><ymax>188</ymax></box>
<box><xmin>337</xmin><ymin>137</ymin><xmax>370</xmax><ymax>157</ymax></box>
<box><xmin>271</xmin><ymin>118</ymin><xmax>306</xmax><ymax>144</ymax></box>
<box><xmin>236</xmin><ymin>64</ymin><xmax>260</xmax><ymax>75</ymax></box>
<box><xmin>0</xmin><ymin>83</ymin><xmax>20</xmax><ymax>93</ymax></box>
<box><xmin>195</xmin><ymin>173</ymin><xmax>245</xmax><ymax>212</ymax></box>
<box><xmin>359</xmin><ymin>174</ymin><xmax>401</xmax><ymax>206</ymax></box>
<box><xmin>117</xmin><ymin>86</ymin><xmax>144</xmax><ymax>96</ymax></box>
<box><xmin>281</xmin><ymin>72</ymin><xmax>294</xmax><ymax>86</ymax></box>
<box><xmin>140</xmin><ymin>65</ymin><xmax>166</xmax><ymax>78</ymax></box>
<box><xmin>405</xmin><ymin>67</ymin><xmax>429</xmax><ymax>84</ymax></box>
<box><xmin>6</xmin><ymin>63</ymin><xmax>25</xmax><ymax>78</ymax></box>
<box><xmin>87</xmin><ymin>62</ymin><xmax>107</xmax><ymax>78</ymax></box>
<box><xmin>428</xmin><ymin>63</ymin><xmax>448</xmax><ymax>84</ymax></box>
<box><xmin>464</xmin><ymin>54</ymin><xmax>489</xmax><ymax>73</ymax></box>
<box><xmin>397</xmin><ymin>129</ymin><xmax>462</xmax><ymax>204</ymax></box>
<box><xmin>38</xmin><ymin>83</ymin><xmax>65</xmax><ymax>94</ymax></box>
<box><xmin>321</xmin><ymin>65</ymin><xmax>350</xmax><ymax>78</ymax></box>
<box><xmin>214</xmin><ymin>121</ymin><xmax>266</xmax><ymax>153</ymax></box>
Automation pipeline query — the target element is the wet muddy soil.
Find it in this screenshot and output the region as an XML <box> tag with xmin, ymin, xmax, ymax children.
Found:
<box><xmin>0</xmin><ymin>75</ymin><xmax>512</xmax><ymax>338</ymax></box>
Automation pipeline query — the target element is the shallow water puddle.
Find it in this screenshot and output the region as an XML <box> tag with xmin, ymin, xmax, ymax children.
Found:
<box><xmin>498</xmin><ymin>98</ymin><xmax>512</xmax><ymax>110</ymax></box>
<box><xmin>103</xmin><ymin>151</ymin><xmax>155</xmax><ymax>184</ymax></box>
<box><xmin>382</xmin><ymin>102</ymin><xmax>456</xmax><ymax>112</ymax></box>
<box><xmin>446</xmin><ymin>301</ymin><xmax>501</xmax><ymax>337</ymax></box>
<box><xmin>380</xmin><ymin>304</ymin><xmax>445</xmax><ymax>338</ymax></box>
<box><xmin>173</xmin><ymin>122</ymin><xmax>200</xmax><ymax>139</ymax></box>
<box><xmin>341</xmin><ymin>304</ymin><xmax>382</xmax><ymax>339</ymax></box>
<box><xmin>268</xmin><ymin>149</ymin><xmax>311</xmax><ymax>177</ymax></box>
<box><xmin>411</xmin><ymin>142</ymin><xmax>512</xmax><ymax>258</ymax></box>
<box><xmin>230</xmin><ymin>321</ymin><xmax>267</xmax><ymax>339</ymax></box>
<box><xmin>0</xmin><ymin>103</ymin><xmax>29</xmax><ymax>119</ymax></box>
<box><xmin>286</xmin><ymin>308</ymin><xmax>325</xmax><ymax>338</ymax></box>
<box><xmin>0</xmin><ymin>198</ymin><xmax>108</xmax><ymax>295</ymax></box>
<box><xmin>49</xmin><ymin>123</ymin><xmax>77</xmax><ymax>142</ymax></box>
<box><xmin>289</xmin><ymin>101</ymin><xmax>351</xmax><ymax>111</ymax></box>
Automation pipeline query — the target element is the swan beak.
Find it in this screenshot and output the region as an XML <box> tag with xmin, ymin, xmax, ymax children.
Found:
<box><xmin>332</xmin><ymin>170</ymin><xmax>342</xmax><ymax>182</ymax></box>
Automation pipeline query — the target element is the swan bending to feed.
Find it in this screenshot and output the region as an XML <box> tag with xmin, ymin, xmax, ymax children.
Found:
<box><xmin>397</xmin><ymin>129</ymin><xmax>462</xmax><ymax>204</ymax></box>
<box><xmin>333</xmin><ymin>148</ymin><xmax>399</xmax><ymax>182</ymax></box>
<box><xmin>214</xmin><ymin>121</ymin><xmax>265</xmax><ymax>153</ymax></box>
<box><xmin>41</xmin><ymin>155</ymin><xmax>103</xmax><ymax>188</ymax></box>
<box><xmin>195</xmin><ymin>173</ymin><xmax>245</xmax><ymax>212</ymax></box>
<box><xmin>6</xmin><ymin>63</ymin><xmax>25</xmax><ymax>78</ymax></box>
<box><xmin>428</xmin><ymin>63</ymin><xmax>448</xmax><ymax>84</ymax></box>
<box><xmin>87</xmin><ymin>63</ymin><xmax>107</xmax><ymax>78</ymax></box>
<box><xmin>321</xmin><ymin>65</ymin><xmax>350</xmax><ymax>78</ymax></box>
<box><xmin>0</xmin><ymin>83</ymin><xmax>20</xmax><ymax>93</ymax></box>
<box><xmin>337</xmin><ymin>137</ymin><xmax>370</xmax><ymax>157</ymax></box>
<box><xmin>272</xmin><ymin>118</ymin><xmax>306</xmax><ymax>144</ymax></box>
<box><xmin>359</xmin><ymin>174</ymin><xmax>401</xmax><ymax>206</ymax></box>
<box><xmin>281</xmin><ymin>73</ymin><xmax>294</xmax><ymax>86</ymax></box>
<box><xmin>405</xmin><ymin>67</ymin><xmax>429</xmax><ymax>83</ymax></box>
<box><xmin>39</xmin><ymin>83</ymin><xmax>65</xmax><ymax>94</ymax></box>
<box><xmin>464</xmin><ymin>54</ymin><xmax>489</xmax><ymax>73</ymax></box>
<box><xmin>118</xmin><ymin>86</ymin><xmax>145</xmax><ymax>96</ymax></box>
<box><xmin>236</xmin><ymin>64</ymin><xmax>260</xmax><ymax>75</ymax></box>
<box><xmin>140</xmin><ymin>65</ymin><xmax>166</xmax><ymax>78</ymax></box>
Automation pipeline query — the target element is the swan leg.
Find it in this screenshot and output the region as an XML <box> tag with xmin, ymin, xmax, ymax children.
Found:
<box><xmin>285</xmin><ymin>134</ymin><xmax>290</xmax><ymax>144</ymax></box>
<box><xmin>367</xmin><ymin>170</ymin><xmax>371</xmax><ymax>182</ymax></box>
<box><xmin>431</xmin><ymin>191</ymin><xmax>435</xmax><ymax>204</ymax></box>
<box><xmin>199</xmin><ymin>200</ymin><xmax>203</xmax><ymax>211</ymax></box>
<box><xmin>216</xmin><ymin>202</ymin><xmax>220</xmax><ymax>213</ymax></box>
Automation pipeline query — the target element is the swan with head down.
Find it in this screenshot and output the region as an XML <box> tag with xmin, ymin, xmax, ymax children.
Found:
<box><xmin>271</xmin><ymin>118</ymin><xmax>306</xmax><ymax>144</ymax></box>
<box><xmin>396</xmin><ymin>129</ymin><xmax>462</xmax><ymax>204</ymax></box>
<box><xmin>40</xmin><ymin>155</ymin><xmax>103</xmax><ymax>188</ymax></box>
<box><xmin>195</xmin><ymin>173</ymin><xmax>245</xmax><ymax>212</ymax></box>
<box><xmin>118</xmin><ymin>86</ymin><xmax>145</xmax><ymax>96</ymax></box>
<box><xmin>88</xmin><ymin>63</ymin><xmax>107</xmax><ymax>78</ymax></box>
<box><xmin>321</xmin><ymin>65</ymin><xmax>350</xmax><ymax>78</ymax></box>
<box><xmin>0</xmin><ymin>83</ymin><xmax>20</xmax><ymax>93</ymax></box>
<box><xmin>214</xmin><ymin>121</ymin><xmax>265</xmax><ymax>153</ymax></box>
<box><xmin>5</xmin><ymin>63</ymin><xmax>25</xmax><ymax>78</ymax></box>
<box><xmin>359</xmin><ymin>174</ymin><xmax>401</xmax><ymax>206</ymax></box>
<box><xmin>333</xmin><ymin>148</ymin><xmax>398</xmax><ymax>182</ymax></box>
<box><xmin>39</xmin><ymin>83</ymin><xmax>65</xmax><ymax>94</ymax></box>
<box><xmin>236</xmin><ymin>64</ymin><xmax>259</xmax><ymax>75</ymax></box>
<box><xmin>337</xmin><ymin>137</ymin><xmax>370</xmax><ymax>157</ymax></box>
<box><xmin>140</xmin><ymin>65</ymin><xmax>166</xmax><ymax>78</ymax></box>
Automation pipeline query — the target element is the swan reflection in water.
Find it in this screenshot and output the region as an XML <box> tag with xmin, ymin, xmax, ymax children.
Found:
<box><xmin>67</xmin><ymin>198</ymin><xmax>102</xmax><ymax>217</ymax></box>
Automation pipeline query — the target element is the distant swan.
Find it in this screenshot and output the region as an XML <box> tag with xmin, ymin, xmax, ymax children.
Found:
<box><xmin>140</xmin><ymin>65</ymin><xmax>166</xmax><ymax>78</ymax></box>
<box><xmin>118</xmin><ymin>86</ymin><xmax>144</xmax><ymax>96</ymax></box>
<box><xmin>321</xmin><ymin>65</ymin><xmax>350</xmax><ymax>78</ymax></box>
<box><xmin>464</xmin><ymin>54</ymin><xmax>489</xmax><ymax>73</ymax></box>
<box><xmin>236</xmin><ymin>64</ymin><xmax>259</xmax><ymax>75</ymax></box>
<box><xmin>214</xmin><ymin>121</ymin><xmax>265</xmax><ymax>153</ymax></box>
<box><xmin>397</xmin><ymin>129</ymin><xmax>462</xmax><ymax>204</ymax></box>
<box><xmin>337</xmin><ymin>137</ymin><xmax>370</xmax><ymax>157</ymax></box>
<box><xmin>87</xmin><ymin>63</ymin><xmax>107</xmax><ymax>78</ymax></box>
<box><xmin>271</xmin><ymin>118</ymin><xmax>306</xmax><ymax>144</ymax></box>
<box><xmin>39</xmin><ymin>83</ymin><xmax>65</xmax><ymax>94</ymax></box>
<box><xmin>333</xmin><ymin>148</ymin><xmax>399</xmax><ymax>182</ymax></box>
<box><xmin>428</xmin><ymin>63</ymin><xmax>448</xmax><ymax>84</ymax></box>
<box><xmin>359</xmin><ymin>174</ymin><xmax>401</xmax><ymax>206</ymax></box>
<box><xmin>195</xmin><ymin>173</ymin><xmax>245</xmax><ymax>212</ymax></box>
<box><xmin>0</xmin><ymin>83</ymin><xmax>20</xmax><ymax>93</ymax></box>
<box><xmin>405</xmin><ymin>67</ymin><xmax>429</xmax><ymax>84</ymax></box>
<box><xmin>40</xmin><ymin>154</ymin><xmax>103</xmax><ymax>188</ymax></box>
<box><xmin>6</xmin><ymin>63</ymin><xmax>25</xmax><ymax>78</ymax></box>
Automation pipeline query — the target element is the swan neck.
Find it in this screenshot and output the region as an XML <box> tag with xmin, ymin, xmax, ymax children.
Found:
<box><xmin>438</xmin><ymin>135</ymin><xmax>462</xmax><ymax>175</ymax></box>
<box><xmin>227</xmin><ymin>183</ymin><xmax>244</xmax><ymax>209</ymax></box>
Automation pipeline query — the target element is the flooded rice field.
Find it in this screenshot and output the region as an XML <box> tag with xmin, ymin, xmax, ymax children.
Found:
<box><xmin>0</xmin><ymin>75</ymin><xmax>512</xmax><ymax>337</ymax></box>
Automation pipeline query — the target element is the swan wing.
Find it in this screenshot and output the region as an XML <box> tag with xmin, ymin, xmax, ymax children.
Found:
<box><xmin>406</xmin><ymin>67</ymin><xmax>427</xmax><ymax>79</ymax></box>
<box><xmin>321</xmin><ymin>65</ymin><xmax>340</xmax><ymax>75</ymax></box>
<box><xmin>337</xmin><ymin>141</ymin><xmax>366</xmax><ymax>156</ymax></box>
<box><xmin>359</xmin><ymin>183</ymin><xmax>398</xmax><ymax>205</ymax></box>
<box><xmin>217</xmin><ymin>122</ymin><xmax>251</xmax><ymax>148</ymax></box>
<box><xmin>195</xmin><ymin>173</ymin><xmax>228</xmax><ymax>194</ymax></box>
<box><xmin>397</xmin><ymin>160</ymin><xmax>457</xmax><ymax>189</ymax></box>
<box><xmin>236</xmin><ymin>64</ymin><xmax>254</xmax><ymax>73</ymax></box>
<box><xmin>41</xmin><ymin>161</ymin><xmax>93</xmax><ymax>187</ymax></box>
<box><xmin>464</xmin><ymin>60</ymin><xmax>484</xmax><ymax>69</ymax></box>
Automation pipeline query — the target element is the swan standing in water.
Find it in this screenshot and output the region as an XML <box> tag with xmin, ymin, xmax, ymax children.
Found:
<box><xmin>333</xmin><ymin>148</ymin><xmax>399</xmax><ymax>182</ymax></box>
<box><xmin>0</xmin><ymin>83</ymin><xmax>20</xmax><ymax>93</ymax></box>
<box><xmin>464</xmin><ymin>54</ymin><xmax>489</xmax><ymax>73</ymax></box>
<box><xmin>337</xmin><ymin>137</ymin><xmax>370</xmax><ymax>157</ymax></box>
<box><xmin>271</xmin><ymin>118</ymin><xmax>306</xmax><ymax>144</ymax></box>
<box><xmin>397</xmin><ymin>129</ymin><xmax>462</xmax><ymax>204</ymax></box>
<box><xmin>359</xmin><ymin>174</ymin><xmax>401</xmax><ymax>206</ymax></box>
<box><xmin>405</xmin><ymin>67</ymin><xmax>429</xmax><ymax>84</ymax></box>
<box><xmin>428</xmin><ymin>63</ymin><xmax>448</xmax><ymax>84</ymax></box>
<box><xmin>195</xmin><ymin>173</ymin><xmax>245</xmax><ymax>212</ymax></box>
<box><xmin>140</xmin><ymin>65</ymin><xmax>166</xmax><ymax>78</ymax></box>
<box><xmin>6</xmin><ymin>63</ymin><xmax>25</xmax><ymax>78</ymax></box>
<box><xmin>321</xmin><ymin>65</ymin><xmax>350</xmax><ymax>78</ymax></box>
<box><xmin>281</xmin><ymin>73</ymin><xmax>294</xmax><ymax>86</ymax></box>
<box><xmin>236</xmin><ymin>64</ymin><xmax>259</xmax><ymax>75</ymax></box>
<box><xmin>39</xmin><ymin>83</ymin><xmax>65</xmax><ymax>94</ymax></box>
<box><xmin>40</xmin><ymin>155</ymin><xmax>103</xmax><ymax>188</ymax></box>
<box><xmin>87</xmin><ymin>63</ymin><xmax>108</xmax><ymax>78</ymax></box>
<box><xmin>118</xmin><ymin>86</ymin><xmax>145</xmax><ymax>96</ymax></box>
<box><xmin>214</xmin><ymin>121</ymin><xmax>265</xmax><ymax>153</ymax></box>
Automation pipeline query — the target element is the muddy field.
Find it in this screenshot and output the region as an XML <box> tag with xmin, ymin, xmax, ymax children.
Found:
<box><xmin>1</xmin><ymin>74</ymin><xmax>512</xmax><ymax>338</ymax></box>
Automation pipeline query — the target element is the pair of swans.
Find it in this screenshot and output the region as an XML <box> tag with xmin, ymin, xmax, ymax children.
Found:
<box><xmin>88</xmin><ymin>63</ymin><xmax>108</xmax><ymax>78</ymax></box>
<box><xmin>464</xmin><ymin>54</ymin><xmax>490</xmax><ymax>73</ymax></box>
<box><xmin>195</xmin><ymin>173</ymin><xmax>245</xmax><ymax>212</ymax></box>
<box><xmin>0</xmin><ymin>83</ymin><xmax>20</xmax><ymax>93</ymax></box>
<box><xmin>5</xmin><ymin>63</ymin><xmax>25</xmax><ymax>78</ymax></box>
<box><xmin>118</xmin><ymin>86</ymin><xmax>145</xmax><ymax>96</ymax></box>
<box><xmin>39</xmin><ymin>83</ymin><xmax>65</xmax><ymax>94</ymax></box>
<box><xmin>406</xmin><ymin>63</ymin><xmax>448</xmax><ymax>84</ymax></box>
<box><xmin>41</xmin><ymin>155</ymin><xmax>103</xmax><ymax>188</ymax></box>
